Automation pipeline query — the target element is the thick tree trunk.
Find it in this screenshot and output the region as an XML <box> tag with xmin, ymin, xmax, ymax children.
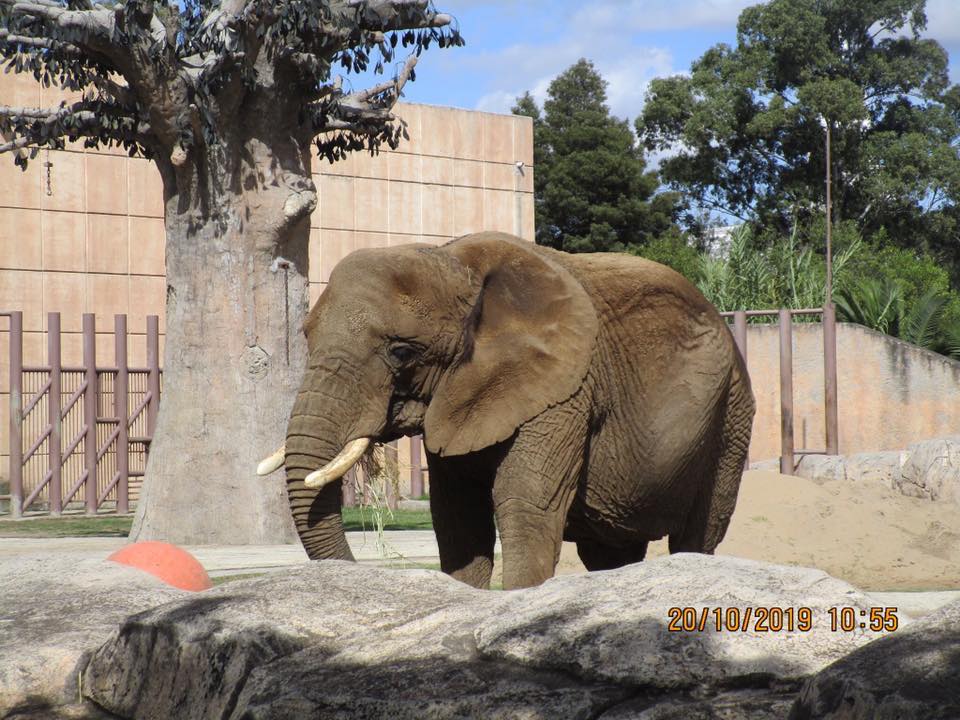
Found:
<box><xmin>130</xmin><ymin>144</ymin><xmax>313</xmax><ymax>545</ymax></box>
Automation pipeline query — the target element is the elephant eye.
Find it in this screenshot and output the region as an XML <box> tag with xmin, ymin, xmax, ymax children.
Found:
<box><xmin>388</xmin><ymin>343</ymin><xmax>419</xmax><ymax>365</ymax></box>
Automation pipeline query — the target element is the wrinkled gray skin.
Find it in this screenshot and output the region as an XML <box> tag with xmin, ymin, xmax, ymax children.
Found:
<box><xmin>284</xmin><ymin>232</ymin><xmax>755</xmax><ymax>589</ymax></box>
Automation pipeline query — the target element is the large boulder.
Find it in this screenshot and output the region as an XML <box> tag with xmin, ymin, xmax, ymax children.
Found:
<box><xmin>897</xmin><ymin>436</ymin><xmax>960</xmax><ymax>505</ymax></box>
<box><xmin>84</xmin><ymin>562</ymin><xmax>622</xmax><ymax>720</ymax></box>
<box><xmin>758</xmin><ymin>436</ymin><xmax>960</xmax><ymax>507</ymax></box>
<box><xmin>791</xmin><ymin>598</ymin><xmax>960</xmax><ymax>719</ymax></box>
<box><xmin>83</xmin><ymin>555</ymin><xmax>902</xmax><ymax>719</ymax></box>
<box><xmin>0</xmin><ymin>553</ymin><xmax>185</xmax><ymax>718</ymax></box>
<box><xmin>791</xmin><ymin>451</ymin><xmax>906</xmax><ymax>489</ymax></box>
<box><xmin>791</xmin><ymin>454</ymin><xmax>847</xmax><ymax>483</ymax></box>
<box><xmin>476</xmin><ymin>554</ymin><xmax>893</xmax><ymax>688</ymax></box>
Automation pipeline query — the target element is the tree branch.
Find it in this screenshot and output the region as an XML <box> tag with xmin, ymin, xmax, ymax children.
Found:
<box><xmin>1</xmin><ymin>0</ymin><xmax>116</xmax><ymax>44</ymax></box>
<box><xmin>348</xmin><ymin>0</ymin><xmax>451</xmax><ymax>32</ymax></box>
<box><xmin>0</xmin><ymin>27</ymin><xmax>81</xmax><ymax>55</ymax></box>
<box><xmin>310</xmin><ymin>53</ymin><xmax>415</xmax><ymax>135</ymax></box>
<box><xmin>0</xmin><ymin>100</ymin><xmax>151</xmax><ymax>152</ymax></box>
<box><xmin>0</xmin><ymin>100</ymin><xmax>86</xmax><ymax>120</ymax></box>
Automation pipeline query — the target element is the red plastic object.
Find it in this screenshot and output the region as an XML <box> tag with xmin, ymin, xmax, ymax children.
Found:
<box><xmin>108</xmin><ymin>541</ymin><xmax>213</xmax><ymax>591</ymax></box>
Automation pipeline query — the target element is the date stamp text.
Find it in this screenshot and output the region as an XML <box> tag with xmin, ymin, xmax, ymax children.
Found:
<box><xmin>666</xmin><ymin>606</ymin><xmax>899</xmax><ymax>633</ymax></box>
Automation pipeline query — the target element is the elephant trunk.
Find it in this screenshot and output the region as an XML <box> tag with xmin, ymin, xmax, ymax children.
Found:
<box><xmin>284</xmin><ymin>394</ymin><xmax>359</xmax><ymax>561</ymax></box>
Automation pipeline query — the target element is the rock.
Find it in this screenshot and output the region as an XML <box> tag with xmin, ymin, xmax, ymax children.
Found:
<box><xmin>792</xmin><ymin>455</ymin><xmax>847</xmax><ymax>483</ymax></box>
<box><xmin>85</xmin><ymin>561</ymin><xmax>625</xmax><ymax>720</ymax></box>
<box><xmin>84</xmin><ymin>555</ymin><xmax>903</xmax><ymax>719</ymax></box>
<box><xmin>792</xmin><ymin>451</ymin><xmax>907</xmax><ymax>488</ymax></box>
<box><xmin>791</xmin><ymin>598</ymin><xmax>960</xmax><ymax>719</ymax></box>
<box><xmin>598</xmin><ymin>688</ymin><xmax>799</xmax><ymax>719</ymax></box>
<box><xmin>897</xmin><ymin>436</ymin><xmax>960</xmax><ymax>504</ymax></box>
<box><xmin>4</xmin><ymin>700</ymin><xmax>121</xmax><ymax>719</ymax></box>
<box><xmin>838</xmin><ymin>451</ymin><xmax>905</xmax><ymax>489</ymax></box>
<box><xmin>0</xmin><ymin>553</ymin><xmax>185</xmax><ymax>718</ymax></box>
<box><xmin>476</xmin><ymin>554</ymin><xmax>896</xmax><ymax>689</ymax></box>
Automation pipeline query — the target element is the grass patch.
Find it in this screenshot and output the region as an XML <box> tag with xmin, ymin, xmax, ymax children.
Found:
<box><xmin>0</xmin><ymin>507</ymin><xmax>432</xmax><ymax>537</ymax></box>
<box><xmin>0</xmin><ymin>515</ymin><xmax>133</xmax><ymax>537</ymax></box>
<box><xmin>342</xmin><ymin>507</ymin><xmax>432</xmax><ymax>532</ymax></box>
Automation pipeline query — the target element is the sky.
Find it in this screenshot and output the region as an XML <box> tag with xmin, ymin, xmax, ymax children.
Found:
<box><xmin>378</xmin><ymin>0</ymin><xmax>960</xmax><ymax>123</ymax></box>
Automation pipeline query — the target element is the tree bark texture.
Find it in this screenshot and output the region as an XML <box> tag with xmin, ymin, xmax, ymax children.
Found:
<box><xmin>131</xmin><ymin>137</ymin><xmax>313</xmax><ymax>545</ymax></box>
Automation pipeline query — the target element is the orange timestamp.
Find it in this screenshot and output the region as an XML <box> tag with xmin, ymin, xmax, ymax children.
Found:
<box><xmin>666</xmin><ymin>606</ymin><xmax>900</xmax><ymax>633</ymax></box>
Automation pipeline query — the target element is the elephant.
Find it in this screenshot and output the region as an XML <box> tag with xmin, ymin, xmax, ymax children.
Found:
<box><xmin>259</xmin><ymin>231</ymin><xmax>755</xmax><ymax>590</ymax></box>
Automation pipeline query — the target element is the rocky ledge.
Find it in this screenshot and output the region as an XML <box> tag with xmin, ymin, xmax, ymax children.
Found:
<box><xmin>5</xmin><ymin>553</ymin><xmax>959</xmax><ymax>719</ymax></box>
<box><xmin>80</xmin><ymin>555</ymin><xmax>957</xmax><ymax>719</ymax></box>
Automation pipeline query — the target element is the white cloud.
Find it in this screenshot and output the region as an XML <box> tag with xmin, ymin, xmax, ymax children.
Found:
<box><xmin>570</xmin><ymin>0</ymin><xmax>754</xmax><ymax>33</ymax></box>
<box><xmin>602</xmin><ymin>48</ymin><xmax>676</xmax><ymax>120</ymax></box>
<box><xmin>467</xmin><ymin>29</ymin><xmax>677</xmax><ymax>121</ymax></box>
<box><xmin>474</xmin><ymin>46</ymin><xmax>674</xmax><ymax>120</ymax></box>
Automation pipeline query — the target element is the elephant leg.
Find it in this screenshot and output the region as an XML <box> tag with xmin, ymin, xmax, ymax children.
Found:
<box><xmin>576</xmin><ymin>539</ymin><xmax>648</xmax><ymax>571</ymax></box>
<box><xmin>427</xmin><ymin>452</ymin><xmax>497</xmax><ymax>589</ymax></box>
<box><xmin>493</xmin><ymin>409</ymin><xmax>586</xmax><ymax>590</ymax></box>
<box><xmin>701</xmin><ymin>363</ymin><xmax>754</xmax><ymax>551</ymax></box>
<box><xmin>669</xmin><ymin>365</ymin><xmax>753</xmax><ymax>554</ymax></box>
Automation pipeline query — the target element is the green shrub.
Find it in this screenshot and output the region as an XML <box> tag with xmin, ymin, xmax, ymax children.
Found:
<box><xmin>695</xmin><ymin>225</ymin><xmax>859</xmax><ymax>315</ymax></box>
<box><xmin>629</xmin><ymin>231</ymin><xmax>704</xmax><ymax>283</ymax></box>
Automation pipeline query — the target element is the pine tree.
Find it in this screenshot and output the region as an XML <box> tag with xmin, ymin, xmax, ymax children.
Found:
<box><xmin>514</xmin><ymin>59</ymin><xmax>678</xmax><ymax>253</ymax></box>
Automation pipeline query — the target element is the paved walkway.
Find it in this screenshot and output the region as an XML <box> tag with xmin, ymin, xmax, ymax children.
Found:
<box><xmin>1</xmin><ymin>535</ymin><xmax>956</xmax><ymax>617</ymax></box>
<box><xmin>0</xmin><ymin>531</ymin><xmax>449</xmax><ymax>574</ymax></box>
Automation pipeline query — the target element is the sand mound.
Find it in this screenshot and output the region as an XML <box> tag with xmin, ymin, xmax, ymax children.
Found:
<box><xmin>551</xmin><ymin>470</ymin><xmax>960</xmax><ymax>591</ymax></box>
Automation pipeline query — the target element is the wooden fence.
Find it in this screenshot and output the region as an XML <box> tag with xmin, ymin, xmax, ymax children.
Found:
<box><xmin>2</xmin><ymin>311</ymin><xmax>426</xmax><ymax>516</ymax></box>
<box><xmin>3</xmin><ymin>304</ymin><xmax>834</xmax><ymax>517</ymax></box>
<box><xmin>3</xmin><ymin>311</ymin><xmax>161</xmax><ymax>517</ymax></box>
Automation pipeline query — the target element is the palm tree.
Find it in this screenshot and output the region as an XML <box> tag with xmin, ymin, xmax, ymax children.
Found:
<box><xmin>836</xmin><ymin>280</ymin><xmax>949</xmax><ymax>351</ymax></box>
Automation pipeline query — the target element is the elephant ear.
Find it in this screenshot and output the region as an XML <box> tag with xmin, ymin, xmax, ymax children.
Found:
<box><xmin>424</xmin><ymin>233</ymin><xmax>599</xmax><ymax>456</ymax></box>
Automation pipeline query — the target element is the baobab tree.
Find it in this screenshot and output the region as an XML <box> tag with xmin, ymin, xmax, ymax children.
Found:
<box><xmin>0</xmin><ymin>0</ymin><xmax>460</xmax><ymax>543</ymax></box>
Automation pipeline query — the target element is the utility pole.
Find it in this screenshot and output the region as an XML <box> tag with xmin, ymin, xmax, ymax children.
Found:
<box><xmin>821</xmin><ymin>116</ymin><xmax>839</xmax><ymax>456</ymax></box>
<box><xmin>825</xmin><ymin>119</ymin><xmax>832</xmax><ymax>305</ymax></box>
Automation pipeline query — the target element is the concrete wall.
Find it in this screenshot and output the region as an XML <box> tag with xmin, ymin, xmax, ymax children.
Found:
<box><xmin>0</xmin><ymin>70</ymin><xmax>534</xmax><ymax>470</ymax></box>
<box><xmin>744</xmin><ymin>322</ymin><xmax>960</xmax><ymax>461</ymax></box>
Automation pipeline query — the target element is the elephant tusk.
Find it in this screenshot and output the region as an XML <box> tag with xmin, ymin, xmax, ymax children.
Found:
<box><xmin>304</xmin><ymin>437</ymin><xmax>371</xmax><ymax>489</ymax></box>
<box><xmin>257</xmin><ymin>445</ymin><xmax>286</xmax><ymax>476</ymax></box>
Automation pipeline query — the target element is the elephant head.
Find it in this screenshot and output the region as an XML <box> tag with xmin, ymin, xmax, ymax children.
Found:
<box><xmin>259</xmin><ymin>232</ymin><xmax>598</xmax><ymax>560</ymax></box>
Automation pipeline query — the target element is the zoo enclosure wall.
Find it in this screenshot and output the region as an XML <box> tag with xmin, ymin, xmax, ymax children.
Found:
<box><xmin>736</xmin><ymin>316</ymin><xmax>960</xmax><ymax>462</ymax></box>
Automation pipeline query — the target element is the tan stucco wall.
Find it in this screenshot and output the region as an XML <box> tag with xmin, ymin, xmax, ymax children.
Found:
<box><xmin>0</xmin><ymin>70</ymin><xmax>534</xmax><ymax>465</ymax></box>
<box><xmin>744</xmin><ymin>322</ymin><xmax>960</xmax><ymax>461</ymax></box>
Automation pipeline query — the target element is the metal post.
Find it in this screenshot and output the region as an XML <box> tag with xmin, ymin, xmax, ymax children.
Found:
<box><xmin>115</xmin><ymin>315</ymin><xmax>129</xmax><ymax>514</ymax></box>
<box><xmin>410</xmin><ymin>435</ymin><xmax>424</xmax><ymax>499</ymax></box>
<box><xmin>823</xmin><ymin>303</ymin><xmax>839</xmax><ymax>455</ymax></box>
<box><xmin>732</xmin><ymin>311</ymin><xmax>748</xmax><ymax>364</ymax></box>
<box><xmin>48</xmin><ymin>313</ymin><xmax>62</xmax><ymax>515</ymax></box>
<box><xmin>514</xmin><ymin>162</ymin><xmax>524</xmax><ymax>238</ymax></box>
<box><xmin>825</xmin><ymin>121</ymin><xmax>833</xmax><ymax>306</ymax></box>
<box><xmin>83</xmin><ymin>314</ymin><xmax>97</xmax><ymax>514</ymax></box>
<box><xmin>146</xmin><ymin>316</ymin><xmax>160</xmax><ymax>440</ymax></box>
<box><xmin>9</xmin><ymin>311</ymin><xmax>23</xmax><ymax>518</ymax></box>
<box><xmin>732</xmin><ymin>311</ymin><xmax>749</xmax><ymax>469</ymax></box>
<box><xmin>779</xmin><ymin>309</ymin><xmax>794</xmax><ymax>475</ymax></box>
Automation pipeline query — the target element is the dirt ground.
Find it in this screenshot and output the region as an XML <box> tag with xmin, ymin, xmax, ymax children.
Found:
<box><xmin>548</xmin><ymin>470</ymin><xmax>960</xmax><ymax>592</ymax></box>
